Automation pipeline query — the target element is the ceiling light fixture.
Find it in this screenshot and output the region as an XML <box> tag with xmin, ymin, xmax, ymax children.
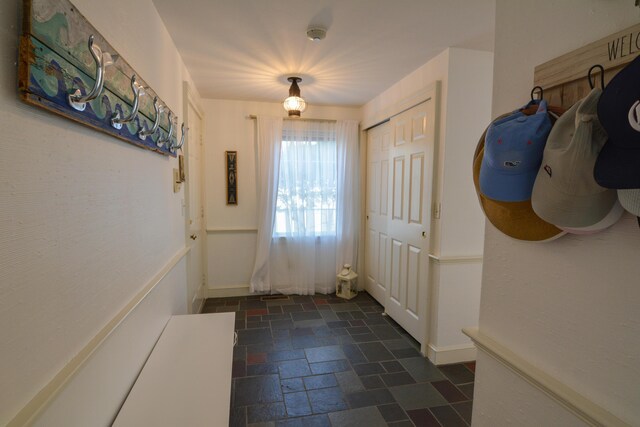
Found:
<box><xmin>283</xmin><ymin>77</ymin><xmax>306</xmax><ymax>117</ymax></box>
<box><xmin>306</xmin><ymin>27</ymin><xmax>327</xmax><ymax>42</ymax></box>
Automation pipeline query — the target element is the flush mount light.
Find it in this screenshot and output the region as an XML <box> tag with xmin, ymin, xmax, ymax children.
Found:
<box><xmin>283</xmin><ymin>77</ymin><xmax>306</xmax><ymax>117</ymax></box>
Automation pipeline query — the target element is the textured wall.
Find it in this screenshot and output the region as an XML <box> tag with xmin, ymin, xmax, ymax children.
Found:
<box><xmin>474</xmin><ymin>1</ymin><xmax>640</xmax><ymax>425</ymax></box>
<box><xmin>0</xmin><ymin>0</ymin><xmax>198</xmax><ymax>423</ymax></box>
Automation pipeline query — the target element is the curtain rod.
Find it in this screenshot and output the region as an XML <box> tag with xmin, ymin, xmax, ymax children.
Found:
<box><xmin>246</xmin><ymin>115</ymin><xmax>337</xmax><ymax>123</ymax></box>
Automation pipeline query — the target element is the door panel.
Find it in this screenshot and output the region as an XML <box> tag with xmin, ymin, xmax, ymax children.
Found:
<box><xmin>383</xmin><ymin>100</ymin><xmax>435</xmax><ymax>343</ymax></box>
<box><xmin>364</xmin><ymin>123</ymin><xmax>391</xmax><ymax>304</ymax></box>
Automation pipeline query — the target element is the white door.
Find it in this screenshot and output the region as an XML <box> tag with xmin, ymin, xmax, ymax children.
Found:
<box><xmin>365</xmin><ymin>122</ymin><xmax>391</xmax><ymax>305</ymax></box>
<box><xmin>184</xmin><ymin>90</ymin><xmax>206</xmax><ymax>314</ymax></box>
<box><xmin>385</xmin><ymin>100</ymin><xmax>435</xmax><ymax>343</ymax></box>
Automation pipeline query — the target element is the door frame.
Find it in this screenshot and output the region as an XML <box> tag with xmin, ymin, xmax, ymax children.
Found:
<box><xmin>361</xmin><ymin>81</ymin><xmax>441</xmax><ymax>356</ymax></box>
<box><xmin>182</xmin><ymin>82</ymin><xmax>206</xmax><ymax>313</ymax></box>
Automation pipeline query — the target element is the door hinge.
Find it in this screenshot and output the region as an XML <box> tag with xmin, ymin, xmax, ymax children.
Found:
<box><xmin>433</xmin><ymin>202</ymin><xmax>441</xmax><ymax>219</ymax></box>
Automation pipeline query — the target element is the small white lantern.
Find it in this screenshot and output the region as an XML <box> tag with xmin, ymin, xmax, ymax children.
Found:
<box><xmin>336</xmin><ymin>264</ymin><xmax>358</xmax><ymax>300</ymax></box>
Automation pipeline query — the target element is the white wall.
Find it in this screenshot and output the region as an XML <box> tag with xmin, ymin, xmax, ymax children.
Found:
<box><xmin>474</xmin><ymin>1</ymin><xmax>640</xmax><ymax>425</ymax></box>
<box><xmin>0</xmin><ymin>0</ymin><xmax>199</xmax><ymax>424</ymax></box>
<box><xmin>203</xmin><ymin>100</ymin><xmax>361</xmax><ymax>294</ymax></box>
<box><xmin>362</xmin><ymin>48</ymin><xmax>493</xmax><ymax>363</ymax></box>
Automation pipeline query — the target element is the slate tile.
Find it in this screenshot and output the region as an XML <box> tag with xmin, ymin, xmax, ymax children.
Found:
<box><xmin>305</xmin><ymin>345</ymin><xmax>346</xmax><ymax>363</ymax></box>
<box><xmin>238</xmin><ymin>328</ymin><xmax>273</xmax><ymax>346</ymax></box>
<box><xmin>391</xmin><ymin>347</ymin><xmax>421</xmax><ymax>359</ymax></box>
<box><xmin>247</xmin><ymin>362</ymin><xmax>279</xmax><ymax>376</ymax></box>
<box><xmin>272</xmin><ymin>339</ymin><xmax>294</xmax><ymax>351</ymax></box>
<box><xmin>279</xmin><ymin>359</ymin><xmax>312</xmax><ymax>379</ymax></box>
<box><xmin>275</xmin><ymin>414</ymin><xmax>331</xmax><ymax>427</ymax></box>
<box><xmin>291</xmin><ymin>311</ymin><xmax>322</xmax><ymax>321</ymax></box>
<box><xmin>234</xmin><ymin>345</ymin><xmax>247</xmax><ymax>361</ymax></box>
<box><xmin>234</xmin><ymin>375</ymin><xmax>282</xmax><ymax>406</ymax></box>
<box><xmin>331</xmin><ymin>303</ymin><xmax>360</xmax><ymax>312</ymax></box>
<box><xmin>458</xmin><ymin>383</ymin><xmax>475</xmax><ymax>400</ymax></box>
<box><xmin>263</xmin><ymin>314</ymin><xmax>291</xmax><ymax>321</ymax></box>
<box><xmin>335</xmin><ymin>370</ymin><xmax>365</xmax><ymax>394</ymax></box>
<box><xmin>336</xmin><ymin>334</ymin><xmax>355</xmax><ymax>345</ymax></box>
<box><xmin>217</xmin><ymin>305</ymin><xmax>239</xmax><ymax>313</ymax></box>
<box><xmin>336</xmin><ymin>312</ymin><xmax>353</xmax><ymax>320</ymax></box>
<box><xmin>247</xmin><ymin>402</ymin><xmax>287</xmax><ymax>423</ymax></box>
<box><xmin>271</xmin><ymin>319</ymin><xmax>295</xmax><ymax>330</ymax></box>
<box><xmin>351</xmin><ymin>333</ymin><xmax>379</xmax><ymax>343</ymax></box>
<box><xmin>341</xmin><ymin>344</ymin><xmax>368</xmax><ymax>364</ymax></box>
<box><xmin>327</xmin><ymin>406</ymin><xmax>388</xmax><ymax>426</ymax></box>
<box><xmin>292</xmin><ymin>335</ymin><xmax>325</xmax><ymax>349</ymax></box>
<box><xmin>267</xmin><ymin>349</ymin><xmax>306</xmax><ymax>362</ymax></box>
<box><xmin>369</xmin><ymin>324</ymin><xmax>402</xmax><ymax>340</ymax></box>
<box><xmin>389</xmin><ymin>383</ymin><xmax>447</xmax><ymax>410</ymax></box>
<box><xmin>242</xmin><ymin>300</ymin><xmax>267</xmax><ymax>309</ymax></box>
<box><xmin>360</xmin><ymin>375</ymin><xmax>385</xmax><ymax>390</ymax></box>
<box><xmin>307</xmin><ymin>387</ymin><xmax>348</xmax><ymax>414</ymax></box>
<box><xmin>233</xmin><ymin>359</ymin><xmax>247</xmax><ymax>378</ymax></box>
<box><xmin>302</xmin><ymin>303</ymin><xmax>317</xmax><ymax>311</ymax></box>
<box><xmin>294</xmin><ymin>319</ymin><xmax>326</xmax><ymax>329</ymax></box>
<box><xmin>377</xmin><ymin>403</ymin><xmax>409</xmax><ymax>422</ymax></box>
<box><xmin>399</xmin><ymin>357</ymin><xmax>445</xmax><ymax>382</ymax></box>
<box><xmin>281</xmin><ymin>377</ymin><xmax>305</xmax><ymax>393</ymax></box>
<box><xmin>292</xmin><ymin>295</ymin><xmax>313</xmax><ymax>303</ymax></box>
<box><xmin>387</xmin><ymin>420</ymin><xmax>415</xmax><ymax>427</ymax></box>
<box><xmin>358</xmin><ymin>342</ymin><xmax>395</xmax><ymax>362</ymax></box>
<box><xmin>248</xmin><ymin>321</ymin><xmax>271</xmax><ymax>329</ymax></box>
<box><xmin>452</xmin><ymin>401</ymin><xmax>473</xmax><ymax>424</ymax></box>
<box><xmin>303</xmin><ymin>373</ymin><xmax>338</xmax><ymax>390</ymax></box>
<box><xmin>432</xmin><ymin>380</ymin><xmax>468</xmax><ymax>403</ymax></box>
<box><xmin>236</xmin><ymin>319</ymin><xmax>247</xmax><ymax>330</ymax></box>
<box><xmin>291</xmin><ymin>327</ymin><xmax>315</xmax><ymax>337</ymax></box>
<box><xmin>353</xmin><ymin>362</ymin><xmax>385</xmax><ymax>376</ymax></box>
<box><xmin>346</xmin><ymin>326</ymin><xmax>372</xmax><ymax>335</ymax></box>
<box><xmin>438</xmin><ymin>364</ymin><xmax>475</xmax><ymax>385</ymax></box>
<box><xmin>284</xmin><ymin>391</ymin><xmax>312</xmax><ymax>417</ymax></box>
<box><xmin>326</xmin><ymin>320</ymin><xmax>350</xmax><ymax>328</ymax></box>
<box><xmin>248</xmin><ymin>309</ymin><xmax>269</xmax><ymax>316</ymax></box>
<box><xmin>346</xmin><ymin>388</ymin><xmax>395</xmax><ymax>408</ymax></box>
<box><xmin>380</xmin><ymin>372</ymin><xmax>416</xmax><ymax>387</ymax></box>
<box><xmin>282</xmin><ymin>304</ymin><xmax>305</xmax><ymax>313</ymax></box>
<box><xmin>309</xmin><ymin>359</ymin><xmax>351</xmax><ymax>375</ymax></box>
<box><xmin>229</xmin><ymin>405</ymin><xmax>247</xmax><ymax>427</ymax></box>
<box><xmin>269</xmin><ymin>306</ymin><xmax>283</xmax><ymax>314</ymax></box>
<box><xmin>364</xmin><ymin>315</ymin><xmax>388</xmax><ymax>325</ymax></box>
<box><xmin>319</xmin><ymin>310</ymin><xmax>339</xmax><ymax>321</ymax></box>
<box><xmin>349</xmin><ymin>319</ymin><xmax>366</xmax><ymax>327</ymax></box>
<box><xmin>247</xmin><ymin>352</ymin><xmax>267</xmax><ymax>365</ymax></box>
<box><xmin>271</xmin><ymin>329</ymin><xmax>290</xmax><ymax>340</ymax></box>
<box><xmin>430</xmin><ymin>404</ymin><xmax>468</xmax><ymax>426</ymax></box>
<box><xmin>406</xmin><ymin>408</ymin><xmax>441</xmax><ymax>426</ymax></box>
<box><xmin>311</xmin><ymin>326</ymin><xmax>333</xmax><ymax>337</ymax></box>
<box><xmin>381</xmin><ymin>360</ymin><xmax>405</xmax><ymax>373</ymax></box>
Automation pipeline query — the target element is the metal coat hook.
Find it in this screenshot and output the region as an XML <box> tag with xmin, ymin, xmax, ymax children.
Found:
<box><xmin>68</xmin><ymin>35</ymin><xmax>113</xmax><ymax>111</ymax></box>
<box><xmin>170</xmin><ymin>123</ymin><xmax>188</xmax><ymax>153</ymax></box>
<box><xmin>111</xmin><ymin>75</ymin><xmax>146</xmax><ymax>129</ymax></box>
<box><xmin>138</xmin><ymin>97</ymin><xmax>163</xmax><ymax>140</ymax></box>
<box><xmin>588</xmin><ymin>64</ymin><xmax>605</xmax><ymax>90</ymax></box>
<box><xmin>157</xmin><ymin>112</ymin><xmax>175</xmax><ymax>148</ymax></box>
<box><xmin>530</xmin><ymin>86</ymin><xmax>544</xmax><ymax>101</ymax></box>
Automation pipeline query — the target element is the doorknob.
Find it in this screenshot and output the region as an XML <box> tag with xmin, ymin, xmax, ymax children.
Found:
<box><xmin>190</xmin><ymin>234</ymin><xmax>197</xmax><ymax>240</ymax></box>
<box><xmin>421</xmin><ymin>231</ymin><xmax>427</xmax><ymax>238</ymax></box>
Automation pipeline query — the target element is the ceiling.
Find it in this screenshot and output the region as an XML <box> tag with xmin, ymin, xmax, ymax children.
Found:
<box><xmin>152</xmin><ymin>0</ymin><xmax>496</xmax><ymax>107</ymax></box>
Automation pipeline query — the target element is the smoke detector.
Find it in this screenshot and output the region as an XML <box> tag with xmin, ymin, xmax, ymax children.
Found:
<box><xmin>306</xmin><ymin>27</ymin><xmax>327</xmax><ymax>41</ymax></box>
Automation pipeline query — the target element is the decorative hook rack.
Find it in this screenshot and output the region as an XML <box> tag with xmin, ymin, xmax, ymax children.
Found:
<box><xmin>587</xmin><ymin>64</ymin><xmax>605</xmax><ymax>90</ymax></box>
<box><xmin>171</xmin><ymin>123</ymin><xmax>188</xmax><ymax>154</ymax></box>
<box><xmin>18</xmin><ymin>0</ymin><xmax>185</xmax><ymax>157</ymax></box>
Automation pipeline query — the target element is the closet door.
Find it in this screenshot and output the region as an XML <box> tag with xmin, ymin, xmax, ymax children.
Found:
<box><xmin>385</xmin><ymin>100</ymin><xmax>435</xmax><ymax>343</ymax></box>
<box><xmin>364</xmin><ymin>122</ymin><xmax>391</xmax><ymax>305</ymax></box>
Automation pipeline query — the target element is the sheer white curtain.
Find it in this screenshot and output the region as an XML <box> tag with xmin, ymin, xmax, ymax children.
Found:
<box><xmin>270</xmin><ymin>120</ymin><xmax>338</xmax><ymax>294</ymax></box>
<box><xmin>335</xmin><ymin>120</ymin><xmax>360</xmax><ymax>273</ymax></box>
<box><xmin>251</xmin><ymin>117</ymin><xmax>360</xmax><ymax>295</ymax></box>
<box><xmin>249</xmin><ymin>116</ymin><xmax>283</xmax><ymax>293</ymax></box>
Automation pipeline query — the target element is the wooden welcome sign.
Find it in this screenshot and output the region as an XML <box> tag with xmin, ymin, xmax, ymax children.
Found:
<box><xmin>18</xmin><ymin>0</ymin><xmax>180</xmax><ymax>156</ymax></box>
<box><xmin>534</xmin><ymin>23</ymin><xmax>640</xmax><ymax>109</ymax></box>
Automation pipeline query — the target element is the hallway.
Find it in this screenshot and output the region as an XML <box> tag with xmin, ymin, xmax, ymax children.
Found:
<box><xmin>203</xmin><ymin>292</ymin><xmax>474</xmax><ymax>426</ymax></box>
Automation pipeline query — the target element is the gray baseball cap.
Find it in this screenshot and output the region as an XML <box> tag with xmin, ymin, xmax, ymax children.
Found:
<box><xmin>532</xmin><ymin>88</ymin><xmax>618</xmax><ymax>229</ymax></box>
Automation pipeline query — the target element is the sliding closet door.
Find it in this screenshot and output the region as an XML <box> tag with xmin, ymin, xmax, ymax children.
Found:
<box><xmin>364</xmin><ymin>122</ymin><xmax>391</xmax><ymax>305</ymax></box>
<box><xmin>385</xmin><ymin>100</ymin><xmax>435</xmax><ymax>343</ymax></box>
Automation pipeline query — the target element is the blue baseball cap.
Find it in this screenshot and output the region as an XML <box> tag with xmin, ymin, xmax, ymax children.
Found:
<box><xmin>480</xmin><ymin>100</ymin><xmax>552</xmax><ymax>202</ymax></box>
<box><xmin>594</xmin><ymin>54</ymin><xmax>640</xmax><ymax>189</ymax></box>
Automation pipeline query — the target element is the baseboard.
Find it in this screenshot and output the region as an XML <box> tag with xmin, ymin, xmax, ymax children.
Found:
<box><xmin>205</xmin><ymin>284</ymin><xmax>253</xmax><ymax>298</ymax></box>
<box><xmin>427</xmin><ymin>342</ymin><xmax>477</xmax><ymax>365</ymax></box>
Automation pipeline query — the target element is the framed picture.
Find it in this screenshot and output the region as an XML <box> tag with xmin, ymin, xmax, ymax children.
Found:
<box><xmin>226</xmin><ymin>151</ymin><xmax>238</xmax><ymax>205</ymax></box>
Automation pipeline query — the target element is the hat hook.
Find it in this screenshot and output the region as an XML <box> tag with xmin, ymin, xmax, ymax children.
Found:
<box><xmin>530</xmin><ymin>86</ymin><xmax>544</xmax><ymax>101</ymax></box>
<box><xmin>587</xmin><ymin>64</ymin><xmax>605</xmax><ymax>90</ymax></box>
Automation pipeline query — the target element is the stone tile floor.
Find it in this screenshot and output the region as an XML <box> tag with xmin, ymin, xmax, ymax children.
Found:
<box><xmin>202</xmin><ymin>291</ymin><xmax>475</xmax><ymax>426</ymax></box>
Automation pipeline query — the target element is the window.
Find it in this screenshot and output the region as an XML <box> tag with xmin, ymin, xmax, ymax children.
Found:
<box><xmin>273</xmin><ymin>122</ymin><xmax>337</xmax><ymax>236</ymax></box>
